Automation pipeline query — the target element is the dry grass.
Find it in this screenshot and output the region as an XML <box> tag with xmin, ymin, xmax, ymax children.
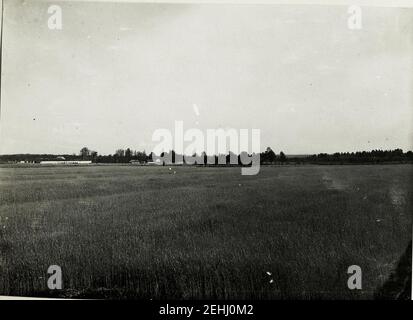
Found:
<box><xmin>0</xmin><ymin>164</ymin><xmax>411</xmax><ymax>299</ymax></box>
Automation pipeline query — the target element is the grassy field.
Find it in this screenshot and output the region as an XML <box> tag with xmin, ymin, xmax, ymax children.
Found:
<box><xmin>0</xmin><ymin>164</ymin><xmax>411</xmax><ymax>299</ymax></box>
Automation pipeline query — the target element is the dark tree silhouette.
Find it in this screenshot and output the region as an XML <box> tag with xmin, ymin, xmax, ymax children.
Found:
<box><xmin>125</xmin><ymin>148</ymin><xmax>132</xmax><ymax>161</ymax></box>
<box><xmin>91</xmin><ymin>151</ymin><xmax>98</xmax><ymax>162</ymax></box>
<box><xmin>80</xmin><ymin>147</ymin><xmax>90</xmax><ymax>159</ymax></box>
<box><xmin>261</xmin><ymin>147</ymin><xmax>276</xmax><ymax>163</ymax></box>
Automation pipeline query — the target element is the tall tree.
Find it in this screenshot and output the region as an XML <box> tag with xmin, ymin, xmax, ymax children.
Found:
<box><xmin>80</xmin><ymin>147</ymin><xmax>90</xmax><ymax>159</ymax></box>
<box><xmin>125</xmin><ymin>148</ymin><xmax>132</xmax><ymax>161</ymax></box>
<box><xmin>262</xmin><ymin>147</ymin><xmax>276</xmax><ymax>163</ymax></box>
<box><xmin>115</xmin><ymin>149</ymin><xmax>125</xmax><ymax>158</ymax></box>
<box><xmin>91</xmin><ymin>151</ymin><xmax>98</xmax><ymax>162</ymax></box>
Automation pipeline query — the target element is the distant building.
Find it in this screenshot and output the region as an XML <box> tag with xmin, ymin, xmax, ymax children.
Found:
<box><xmin>147</xmin><ymin>159</ymin><xmax>163</xmax><ymax>166</ymax></box>
<box><xmin>40</xmin><ymin>160</ymin><xmax>92</xmax><ymax>165</ymax></box>
<box><xmin>129</xmin><ymin>160</ymin><xmax>146</xmax><ymax>165</ymax></box>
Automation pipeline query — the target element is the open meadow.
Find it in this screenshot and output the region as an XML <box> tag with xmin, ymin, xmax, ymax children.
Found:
<box><xmin>0</xmin><ymin>164</ymin><xmax>411</xmax><ymax>299</ymax></box>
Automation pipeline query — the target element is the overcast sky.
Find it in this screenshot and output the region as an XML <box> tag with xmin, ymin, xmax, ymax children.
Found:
<box><xmin>0</xmin><ymin>1</ymin><xmax>412</xmax><ymax>155</ymax></box>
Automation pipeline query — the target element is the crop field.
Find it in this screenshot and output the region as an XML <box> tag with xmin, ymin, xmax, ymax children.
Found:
<box><xmin>0</xmin><ymin>164</ymin><xmax>411</xmax><ymax>299</ymax></box>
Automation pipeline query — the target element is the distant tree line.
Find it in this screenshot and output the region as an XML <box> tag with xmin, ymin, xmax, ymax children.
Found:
<box><xmin>1</xmin><ymin>147</ymin><xmax>412</xmax><ymax>165</ymax></box>
<box><xmin>90</xmin><ymin>146</ymin><xmax>287</xmax><ymax>165</ymax></box>
<box><xmin>299</xmin><ymin>149</ymin><xmax>413</xmax><ymax>164</ymax></box>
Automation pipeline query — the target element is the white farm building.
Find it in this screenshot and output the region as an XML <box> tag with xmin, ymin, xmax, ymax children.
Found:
<box><xmin>39</xmin><ymin>160</ymin><xmax>92</xmax><ymax>165</ymax></box>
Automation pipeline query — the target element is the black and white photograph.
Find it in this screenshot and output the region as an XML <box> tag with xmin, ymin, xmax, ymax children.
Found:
<box><xmin>0</xmin><ymin>0</ymin><xmax>412</xmax><ymax>308</ymax></box>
